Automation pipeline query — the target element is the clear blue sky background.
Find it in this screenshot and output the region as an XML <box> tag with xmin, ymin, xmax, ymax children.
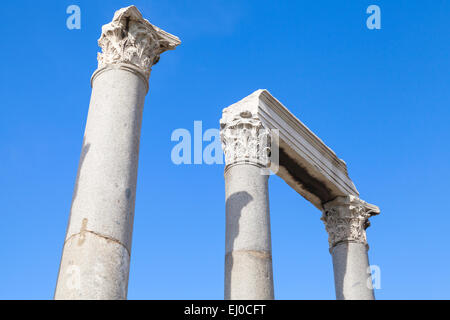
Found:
<box><xmin>1</xmin><ymin>0</ymin><xmax>449</xmax><ymax>299</ymax></box>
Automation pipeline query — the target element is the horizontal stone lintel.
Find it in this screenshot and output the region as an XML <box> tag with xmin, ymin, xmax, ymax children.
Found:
<box><xmin>221</xmin><ymin>89</ymin><xmax>359</xmax><ymax>210</ymax></box>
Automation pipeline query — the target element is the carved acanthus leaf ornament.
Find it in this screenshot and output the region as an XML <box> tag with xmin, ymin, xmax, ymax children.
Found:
<box><xmin>97</xmin><ymin>6</ymin><xmax>180</xmax><ymax>78</ymax></box>
<box><xmin>321</xmin><ymin>195</ymin><xmax>380</xmax><ymax>249</ymax></box>
<box><xmin>220</xmin><ymin>111</ymin><xmax>272</xmax><ymax>167</ymax></box>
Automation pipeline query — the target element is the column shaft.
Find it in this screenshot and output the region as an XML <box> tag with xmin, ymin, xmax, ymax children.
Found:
<box><xmin>224</xmin><ymin>164</ymin><xmax>274</xmax><ymax>300</ymax></box>
<box><xmin>55</xmin><ymin>67</ymin><xmax>146</xmax><ymax>299</ymax></box>
<box><xmin>331</xmin><ymin>242</ymin><xmax>374</xmax><ymax>300</ymax></box>
<box><xmin>54</xmin><ymin>5</ymin><xmax>180</xmax><ymax>300</ymax></box>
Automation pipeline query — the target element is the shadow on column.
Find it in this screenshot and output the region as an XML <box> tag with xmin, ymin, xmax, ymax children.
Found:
<box><xmin>54</xmin><ymin>137</ymin><xmax>90</xmax><ymax>296</ymax></box>
<box><xmin>225</xmin><ymin>191</ymin><xmax>253</xmax><ymax>299</ymax></box>
<box><xmin>331</xmin><ymin>242</ymin><xmax>348</xmax><ymax>300</ymax></box>
<box><xmin>66</xmin><ymin>137</ymin><xmax>91</xmax><ymax>232</ymax></box>
<box><xmin>332</xmin><ymin>242</ymin><xmax>374</xmax><ymax>300</ymax></box>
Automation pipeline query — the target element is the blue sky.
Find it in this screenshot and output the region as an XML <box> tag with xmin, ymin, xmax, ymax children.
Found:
<box><xmin>1</xmin><ymin>0</ymin><xmax>450</xmax><ymax>299</ymax></box>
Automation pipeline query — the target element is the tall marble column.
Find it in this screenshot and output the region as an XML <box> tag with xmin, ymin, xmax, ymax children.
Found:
<box><xmin>55</xmin><ymin>6</ymin><xmax>180</xmax><ymax>300</ymax></box>
<box><xmin>321</xmin><ymin>195</ymin><xmax>380</xmax><ymax>300</ymax></box>
<box><xmin>220</xmin><ymin>110</ymin><xmax>274</xmax><ymax>300</ymax></box>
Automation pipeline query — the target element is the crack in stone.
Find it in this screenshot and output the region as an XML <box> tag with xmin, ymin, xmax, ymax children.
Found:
<box><xmin>65</xmin><ymin>230</ymin><xmax>131</xmax><ymax>257</ymax></box>
<box><xmin>227</xmin><ymin>250</ymin><xmax>272</xmax><ymax>260</ymax></box>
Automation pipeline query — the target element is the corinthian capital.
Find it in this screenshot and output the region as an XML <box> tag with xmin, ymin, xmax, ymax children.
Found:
<box><xmin>220</xmin><ymin>110</ymin><xmax>272</xmax><ymax>168</ymax></box>
<box><xmin>321</xmin><ymin>195</ymin><xmax>380</xmax><ymax>250</ymax></box>
<box><xmin>97</xmin><ymin>6</ymin><xmax>180</xmax><ymax>78</ymax></box>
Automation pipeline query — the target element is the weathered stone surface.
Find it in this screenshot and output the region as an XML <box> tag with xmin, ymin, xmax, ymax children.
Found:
<box><xmin>97</xmin><ymin>5</ymin><xmax>180</xmax><ymax>79</ymax></box>
<box><xmin>321</xmin><ymin>195</ymin><xmax>380</xmax><ymax>249</ymax></box>
<box><xmin>220</xmin><ymin>110</ymin><xmax>272</xmax><ymax>168</ymax></box>
<box><xmin>322</xmin><ymin>195</ymin><xmax>379</xmax><ymax>300</ymax></box>
<box><xmin>223</xmin><ymin>154</ymin><xmax>274</xmax><ymax>299</ymax></box>
<box><xmin>56</xmin><ymin>232</ymin><xmax>130</xmax><ymax>300</ymax></box>
<box><xmin>331</xmin><ymin>242</ymin><xmax>375</xmax><ymax>300</ymax></box>
<box><xmin>55</xmin><ymin>59</ymin><xmax>146</xmax><ymax>301</ymax></box>
<box><xmin>55</xmin><ymin>5</ymin><xmax>180</xmax><ymax>300</ymax></box>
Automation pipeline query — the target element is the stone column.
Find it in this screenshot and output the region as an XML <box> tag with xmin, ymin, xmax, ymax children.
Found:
<box><xmin>321</xmin><ymin>195</ymin><xmax>380</xmax><ymax>300</ymax></box>
<box><xmin>54</xmin><ymin>6</ymin><xmax>180</xmax><ymax>300</ymax></box>
<box><xmin>220</xmin><ymin>110</ymin><xmax>274</xmax><ymax>300</ymax></box>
